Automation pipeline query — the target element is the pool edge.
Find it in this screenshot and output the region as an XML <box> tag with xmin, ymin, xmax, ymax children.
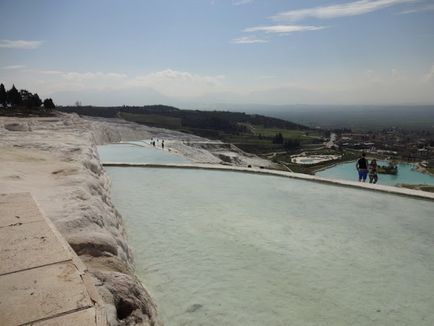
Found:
<box><xmin>101</xmin><ymin>162</ymin><xmax>434</xmax><ymax>202</ymax></box>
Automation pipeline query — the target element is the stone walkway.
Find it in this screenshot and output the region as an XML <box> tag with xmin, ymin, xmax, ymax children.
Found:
<box><xmin>0</xmin><ymin>192</ymin><xmax>106</xmax><ymax>326</ymax></box>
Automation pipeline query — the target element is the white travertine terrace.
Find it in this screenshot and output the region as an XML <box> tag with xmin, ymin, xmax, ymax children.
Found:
<box><xmin>101</xmin><ymin>162</ymin><xmax>434</xmax><ymax>201</ymax></box>
<box><xmin>0</xmin><ymin>192</ymin><xmax>106</xmax><ymax>325</ymax></box>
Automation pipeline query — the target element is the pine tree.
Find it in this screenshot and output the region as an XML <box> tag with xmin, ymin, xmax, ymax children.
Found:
<box><xmin>20</xmin><ymin>89</ymin><xmax>33</xmax><ymax>108</ymax></box>
<box><xmin>43</xmin><ymin>98</ymin><xmax>55</xmax><ymax>111</ymax></box>
<box><xmin>7</xmin><ymin>85</ymin><xmax>22</xmax><ymax>106</ymax></box>
<box><xmin>272</xmin><ymin>132</ymin><xmax>284</xmax><ymax>144</ymax></box>
<box><xmin>0</xmin><ymin>83</ymin><xmax>6</xmax><ymax>107</ymax></box>
<box><xmin>33</xmin><ymin>93</ymin><xmax>42</xmax><ymax>108</ymax></box>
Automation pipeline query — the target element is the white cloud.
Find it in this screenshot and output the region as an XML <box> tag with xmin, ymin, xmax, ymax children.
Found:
<box><xmin>272</xmin><ymin>0</ymin><xmax>417</xmax><ymax>21</ymax></box>
<box><xmin>0</xmin><ymin>40</ymin><xmax>43</xmax><ymax>49</ymax></box>
<box><xmin>399</xmin><ymin>3</ymin><xmax>434</xmax><ymax>14</ymax></box>
<box><xmin>233</xmin><ymin>0</ymin><xmax>254</xmax><ymax>5</ymax></box>
<box><xmin>390</xmin><ymin>68</ymin><xmax>406</xmax><ymax>82</ymax></box>
<box><xmin>4</xmin><ymin>65</ymin><xmax>433</xmax><ymax>105</ymax></box>
<box><xmin>2</xmin><ymin>67</ymin><xmax>226</xmax><ymax>99</ymax></box>
<box><xmin>2</xmin><ymin>65</ymin><xmax>26</xmax><ymax>70</ymax></box>
<box><xmin>231</xmin><ymin>36</ymin><xmax>268</xmax><ymax>44</ymax></box>
<box><xmin>244</xmin><ymin>25</ymin><xmax>325</xmax><ymax>34</ymax></box>
<box><xmin>37</xmin><ymin>70</ymin><xmax>63</xmax><ymax>75</ymax></box>
<box><xmin>130</xmin><ymin>69</ymin><xmax>225</xmax><ymax>97</ymax></box>
<box><xmin>133</xmin><ymin>69</ymin><xmax>223</xmax><ymax>85</ymax></box>
<box><xmin>62</xmin><ymin>72</ymin><xmax>127</xmax><ymax>82</ymax></box>
<box><xmin>424</xmin><ymin>65</ymin><xmax>434</xmax><ymax>82</ymax></box>
<box><xmin>257</xmin><ymin>75</ymin><xmax>276</xmax><ymax>80</ymax></box>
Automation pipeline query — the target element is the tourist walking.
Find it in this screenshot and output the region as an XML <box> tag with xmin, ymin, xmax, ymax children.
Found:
<box><xmin>369</xmin><ymin>159</ymin><xmax>378</xmax><ymax>184</ymax></box>
<box><xmin>356</xmin><ymin>152</ymin><xmax>369</xmax><ymax>182</ymax></box>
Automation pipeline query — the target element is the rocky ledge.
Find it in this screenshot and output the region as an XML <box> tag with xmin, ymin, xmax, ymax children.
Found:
<box><xmin>0</xmin><ymin>113</ymin><xmax>160</xmax><ymax>325</ymax></box>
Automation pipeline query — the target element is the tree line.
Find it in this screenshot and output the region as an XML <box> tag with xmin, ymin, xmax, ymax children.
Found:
<box><xmin>59</xmin><ymin>104</ymin><xmax>308</xmax><ymax>131</ymax></box>
<box><xmin>272</xmin><ymin>132</ymin><xmax>301</xmax><ymax>151</ymax></box>
<box><xmin>0</xmin><ymin>83</ymin><xmax>55</xmax><ymax>115</ymax></box>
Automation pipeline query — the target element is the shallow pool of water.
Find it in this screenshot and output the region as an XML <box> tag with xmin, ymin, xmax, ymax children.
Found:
<box><xmin>106</xmin><ymin>167</ymin><xmax>434</xmax><ymax>326</ymax></box>
<box><xmin>97</xmin><ymin>143</ymin><xmax>190</xmax><ymax>164</ymax></box>
<box><xmin>316</xmin><ymin>160</ymin><xmax>434</xmax><ymax>186</ymax></box>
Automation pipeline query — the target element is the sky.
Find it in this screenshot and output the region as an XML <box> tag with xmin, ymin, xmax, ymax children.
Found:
<box><xmin>1</xmin><ymin>0</ymin><xmax>434</xmax><ymax>107</ymax></box>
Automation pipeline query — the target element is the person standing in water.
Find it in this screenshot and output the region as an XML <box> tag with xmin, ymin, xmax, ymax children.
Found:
<box><xmin>369</xmin><ymin>159</ymin><xmax>378</xmax><ymax>184</ymax></box>
<box><xmin>162</xmin><ymin>140</ymin><xmax>165</xmax><ymax>149</ymax></box>
<box><xmin>356</xmin><ymin>152</ymin><xmax>369</xmax><ymax>182</ymax></box>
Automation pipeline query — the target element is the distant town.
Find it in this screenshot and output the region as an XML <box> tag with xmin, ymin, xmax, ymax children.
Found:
<box><xmin>332</xmin><ymin>128</ymin><xmax>434</xmax><ymax>170</ymax></box>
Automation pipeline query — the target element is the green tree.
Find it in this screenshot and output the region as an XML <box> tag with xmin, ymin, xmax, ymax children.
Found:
<box><xmin>0</xmin><ymin>83</ymin><xmax>6</xmax><ymax>107</ymax></box>
<box><xmin>17</xmin><ymin>90</ymin><xmax>43</xmax><ymax>114</ymax></box>
<box><xmin>33</xmin><ymin>93</ymin><xmax>42</xmax><ymax>108</ymax></box>
<box><xmin>7</xmin><ymin>84</ymin><xmax>22</xmax><ymax>106</ymax></box>
<box><xmin>20</xmin><ymin>89</ymin><xmax>34</xmax><ymax>108</ymax></box>
<box><xmin>284</xmin><ymin>139</ymin><xmax>300</xmax><ymax>151</ymax></box>
<box><xmin>43</xmin><ymin>98</ymin><xmax>55</xmax><ymax>111</ymax></box>
<box><xmin>272</xmin><ymin>132</ymin><xmax>284</xmax><ymax>144</ymax></box>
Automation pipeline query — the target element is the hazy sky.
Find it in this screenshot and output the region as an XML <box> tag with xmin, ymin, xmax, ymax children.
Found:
<box><xmin>1</xmin><ymin>0</ymin><xmax>434</xmax><ymax>107</ymax></box>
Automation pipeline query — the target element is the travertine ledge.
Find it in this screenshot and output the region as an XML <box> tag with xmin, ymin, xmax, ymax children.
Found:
<box><xmin>102</xmin><ymin>162</ymin><xmax>434</xmax><ymax>201</ymax></box>
<box><xmin>0</xmin><ymin>192</ymin><xmax>106</xmax><ymax>326</ymax></box>
<box><xmin>0</xmin><ymin>114</ymin><xmax>162</xmax><ymax>326</ymax></box>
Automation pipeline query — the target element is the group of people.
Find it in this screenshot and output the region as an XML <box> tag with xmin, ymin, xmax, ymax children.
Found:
<box><xmin>356</xmin><ymin>153</ymin><xmax>378</xmax><ymax>184</ymax></box>
<box><xmin>151</xmin><ymin>138</ymin><xmax>165</xmax><ymax>149</ymax></box>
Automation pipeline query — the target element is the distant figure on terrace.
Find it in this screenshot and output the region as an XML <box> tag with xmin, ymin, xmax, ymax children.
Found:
<box><xmin>369</xmin><ymin>159</ymin><xmax>378</xmax><ymax>184</ymax></box>
<box><xmin>356</xmin><ymin>152</ymin><xmax>369</xmax><ymax>182</ymax></box>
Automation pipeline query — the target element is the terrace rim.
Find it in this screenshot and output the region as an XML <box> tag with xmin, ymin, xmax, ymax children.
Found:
<box><xmin>102</xmin><ymin>162</ymin><xmax>434</xmax><ymax>202</ymax></box>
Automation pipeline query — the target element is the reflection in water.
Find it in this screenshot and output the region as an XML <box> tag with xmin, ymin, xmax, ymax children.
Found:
<box><xmin>107</xmin><ymin>167</ymin><xmax>434</xmax><ymax>326</ymax></box>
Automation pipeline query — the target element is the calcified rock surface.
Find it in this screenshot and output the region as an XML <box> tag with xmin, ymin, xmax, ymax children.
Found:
<box><xmin>88</xmin><ymin>116</ymin><xmax>275</xmax><ymax>168</ymax></box>
<box><xmin>0</xmin><ymin>113</ymin><xmax>273</xmax><ymax>325</ymax></box>
<box><xmin>0</xmin><ymin>114</ymin><xmax>159</xmax><ymax>325</ymax></box>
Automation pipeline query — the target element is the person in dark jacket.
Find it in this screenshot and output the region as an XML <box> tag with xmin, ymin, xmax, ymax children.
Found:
<box><xmin>356</xmin><ymin>152</ymin><xmax>369</xmax><ymax>182</ymax></box>
<box><xmin>369</xmin><ymin>159</ymin><xmax>378</xmax><ymax>184</ymax></box>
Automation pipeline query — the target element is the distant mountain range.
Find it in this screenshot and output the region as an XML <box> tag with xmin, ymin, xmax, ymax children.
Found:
<box><xmin>58</xmin><ymin>104</ymin><xmax>307</xmax><ymax>132</ymax></box>
<box><xmin>253</xmin><ymin>105</ymin><xmax>434</xmax><ymax>130</ymax></box>
<box><xmin>58</xmin><ymin>102</ymin><xmax>434</xmax><ymax>131</ymax></box>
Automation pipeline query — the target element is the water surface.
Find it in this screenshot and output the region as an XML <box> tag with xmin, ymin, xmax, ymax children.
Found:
<box><xmin>97</xmin><ymin>143</ymin><xmax>189</xmax><ymax>164</ymax></box>
<box><xmin>107</xmin><ymin>166</ymin><xmax>434</xmax><ymax>326</ymax></box>
<box><xmin>317</xmin><ymin>160</ymin><xmax>434</xmax><ymax>186</ymax></box>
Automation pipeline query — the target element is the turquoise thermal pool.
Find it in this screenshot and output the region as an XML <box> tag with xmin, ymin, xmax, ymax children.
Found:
<box><xmin>317</xmin><ymin>161</ymin><xmax>434</xmax><ymax>186</ymax></box>
<box><xmin>97</xmin><ymin>142</ymin><xmax>190</xmax><ymax>164</ymax></box>
<box><xmin>99</xmin><ymin>144</ymin><xmax>434</xmax><ymax>325</ymax></box>
<box><xmin>101</xmin><ymin>144</ymin><xmax>434</xmax><ymax>325</ymax></box>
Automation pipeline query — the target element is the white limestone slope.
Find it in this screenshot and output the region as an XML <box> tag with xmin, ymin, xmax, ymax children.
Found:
<box><xmin>0</xmin><ymin>114</ymin><xmax>159</xmax><ymax>325</ymax></box>
<box><xmin>0</xmin><ymin>112</ymin><xmax>278</xmax><ymax>325</ymax></box>
<box><xmin>87</xmin><ymin>116</ymin><xmax>275</xmax><ymax>168</ymax></box>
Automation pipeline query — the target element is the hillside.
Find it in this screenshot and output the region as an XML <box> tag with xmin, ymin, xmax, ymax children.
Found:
<box><xmin>58</xmin><ymin>105</ymin><xmax>321</xmax><ymax>155</ymax></box>
<box><xmin>59</xmin><ymin>105</ymin><xmax>305</xmax><ymax>130</ymax></box>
